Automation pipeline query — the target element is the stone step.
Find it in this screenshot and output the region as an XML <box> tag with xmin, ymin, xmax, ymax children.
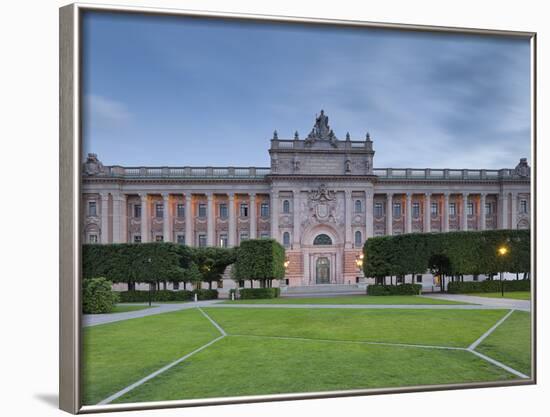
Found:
<box><xmin>282</xmin><ymin>284</ymin><xmax>365</xmax><ymax>295</ymax></box>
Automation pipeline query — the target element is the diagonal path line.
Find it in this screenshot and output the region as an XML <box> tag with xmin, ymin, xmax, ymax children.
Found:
<box><xmin>198</xmin><ymin>307</ymin><xmax>227</xmax><ymax>336</ymax></box>
<box><xmin>468</xmin><ymin>309</ymin><xmax>515</xmax><ymax>351</ymax></box>
<box><xmin>97</xmin><ymin>334</ymin><xmax>225</xmax><ymax>405</ymax></box>
<box><xmin>230</xmin><ymin>333</ymin><xmax>465</xmax><ymax>350</ymax></box>
<box><xmin>469</xmin><ymin>350</ymin><xmax>529</xmax><ymax>379</ymax></box>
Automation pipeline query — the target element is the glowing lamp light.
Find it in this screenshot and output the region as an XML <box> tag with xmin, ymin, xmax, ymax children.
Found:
<box><xmin>498</xmin><ymin>246</ymin><xmax>509</xmax><ymax>256</ymax></box>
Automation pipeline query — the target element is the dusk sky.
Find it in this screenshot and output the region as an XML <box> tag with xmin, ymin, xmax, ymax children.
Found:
<box><xmin>82</xmin><ymin>12</ymin><xmax>531</xmax><ymax>169</ymax></box>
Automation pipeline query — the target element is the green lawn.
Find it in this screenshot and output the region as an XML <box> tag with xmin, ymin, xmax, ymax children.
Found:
<box><xmin>467</xmin><ymin>292</ymin><xmax>531</xmax><ymax>301</ymax></box>
<box><xmin>115</xmin><ymin>335</ymin><xmax>514</xmax><ymax>403</ymax></box>
<box><xmin>109</xmin><ymin>305</ymin><xmax>155</xmax><ymax>314</ymax></box>
<box><xmin>223</xmin><ymin>295</ymin><xmax>469</xmax><ymax>305</ymax></box>
<box><xmin>477</xmin><ymin>310</ymin><xmax>532</xmax><ymax>375</ymax></box>
<box><xmin>82</xmin><ymin>308</ymin><xmax>220</xmax><ymax>405</ymax></box>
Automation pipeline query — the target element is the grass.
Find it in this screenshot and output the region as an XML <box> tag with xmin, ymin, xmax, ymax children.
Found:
<box><xmin>204</xmin><ymin>308</ymin><xmax>508</xmax><ymax>347</ymax></box>
<box><xmin>223</xmin><ymin>295</ymin><xmax>469</xmax><ymax>305</ymax></box>
<box><xmin>82</xmin><ymin>308</ymin><xmax>220</xmax><ymax>405</ymax></box>
<box><xmin>109</xmin><ymin>305</ymin><xmax>155</xmax><ymax>313</ymax></box>
<box><xmin>477</xmin><ymin>310</ymin><xmax>532</xmax><ymax>375</ymax></box>
<box><xmin>115</xmin><ymin>335</ymin><xmax>514</xmax><ymax>403</ymax></box>
<box><xmin>466</xmin><ymin>292</ymin><xmax>531</xmax><ymax>301</ymax></box>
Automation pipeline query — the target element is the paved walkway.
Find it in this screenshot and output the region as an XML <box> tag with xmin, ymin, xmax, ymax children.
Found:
<box><xmin>83</xmin><ymin>300</ymin><xmax>221</xmax><ymax>327</ymax></box>
<box><xmin>207</xmin><ymin>303</ymin><xmax>505</xmax><ymax>310</ymax></box>
<box><xmin>420</xmin><ymin>294</ymin><xmax>531</xmax><ymax>312</ymax></box>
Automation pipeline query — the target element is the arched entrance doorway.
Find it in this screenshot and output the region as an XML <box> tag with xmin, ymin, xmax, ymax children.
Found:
<box><xmin>316</xmin><ymin>257</ymin><xmax>330</xmax><ymax>284</ymax></box>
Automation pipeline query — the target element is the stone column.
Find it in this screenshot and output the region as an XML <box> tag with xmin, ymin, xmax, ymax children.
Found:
<box><xmin>100</xmin><ymin>192</ymin><xmax>110</xmax><ymax>243</ymax></box>
<box><xmin>185</xmin><ymin>193</ymin><xmax>193</xmax><ymax>246</ymax></box>
<box><xmin>480</xmin><ymin>193</ymin><xmax>487</xmax><ymax>230</ymax></box>
<box><xmin>345</xmin><ymin>190</ymin><xmax>352</xmax><ymax>248</ymax></box>
<box><xmin>162</xmin><ymin>193</ymin><xmax>172</xmax><ymax>242</ymax></box>
<box><xmin>112</xmin><ymin>192</ymin><xmax>126</xmax><ymax>243</ymax></box>
<box><xmin>499</xmin><ymin>192</ymin><xmax>509</xmax><ymax>229</ymax></box>
<box><xmin>510</xmin><ymin>192</ymin><xmax>517</xmax><ymax>229</ymax></box>
<box><xmin>386</xmin><ymin>193</ymin><xmax>393</xmax><ymax>236</ymax></box>
<box><xmin>249</xmin><ymin>193</ymin><xmax>257</xmax><ymax>239</ymax></box>
<box><xmin>293</xmin><ymin>190</ymin><xmax>301</xmax><ymax>246</ymax></box>
<box><xmin>405</xmin><ymin>193</ymin><xmax>412</xmax><ymax>233</ymax></box>
<box><xmin>443</xmin><ymin>193</ymin><xmax>450</xmax><ymax>232</ymax></box>
<box><xmin>140</xmin><ymin>193</ymin><xmax>149</xmax><ymax>242</ymax></box>
<box><xmin>424</xmin><ymin>193</ymin><xmax>431</xmax><ymax>233</ymax></box>
<box><xmin>228</xmin><ymin>193</ymin><xmax>236</xmax><ymax>246</ymax></box>
<box><xmin>365</xmin><ymin>190</ymin><xmax>374</xmax><ymax>239</ymax></box>
<box><xmin>271</xmin><ymin>191</ymin><xmax>279</xmax><ymax>241</ymax></box>
<box><xmin>462</xmin><ymin>193</ymin><xmax>468</xmax><ymax>231</ymax></box>
<box><xmin>207</xmin><ymin>193</ymin><xmax>214</xmax><ymax>246</ymax></box>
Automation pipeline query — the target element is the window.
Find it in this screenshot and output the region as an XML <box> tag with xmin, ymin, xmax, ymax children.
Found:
<box><xmin>374</xmin><ymin>202</ymin><xmax>383</xmax><ymax>217</ymax></box>
<box><xmin>219</xmin><ymin>234</ymin><xmax>228</xmax><ymax>248</ymax></box>
<box><xmin>88</xmin><ymin>234</ymin><xmax>98</xmax><ymax>244</ymax></box>
<box><xmin>473</xmin><ymin>274</ymin><xmax>479</xmax><ymax>281</ymax></box>
<box><xmin>176</xmin><ymin>204</ymin><xmax>185</xmax><ymax>218</ymax></box>
<box><xmin>198</xmin><ymin>234</ymin><xmax>207</xmax><ymax>247</ymax></box>
<box><xmin>88</xmin><ymin>201</ymin><xmax>97</xmax><ymax>217</ymax></box>
<box><xmin>198</xmin><ymin>203</ymin><xmax>207</xmax><ymax>218</ymax></box>
<box><xmin>354</xmin><ymin>230</ymin><xmax>362</xmax><ymax>247</ymax></box>
<box><xmin>397</xmin><ymin>275</ymin><xmax>404</xmax><ymax>284</ymax></box>
<box><xmin>485</xmin><ymin>203</ymin><xmax>492</xmax><ymax>215</ymax></box>
<box><xmin>355</xmin><ymin>200</ymin><xmax>362</xmax><ymax>213</ymax></box>
<box><xmin>155</xmin><ymin>203</ymin><xmax>164</xmax><ymax>218</ymax></box>
<box><xmin>393</xmin><ymin>202</ymin><xmax>401</xmax><ymax>218</ymax></box>
<box><xmin>173</xmin><ymin>282</ymin><xmax>180</xmax><ymax>290</ymax></box>
<box><xmin>412</xmin><ymin>202</ymin><xmax>420</xmax><ymax>218</ymax></box>
<box><xmin>431</xmin><ymin>202</ymin><xmax>438</xmax><ymax>216</ymax></box>
<box><xmin>155</xmin><ymin>235</ymin><xmax>164</xmax><ymax>242</ymax></box>
<box><xmin>134</xmin><ymin>204</ymin><xmax>141</xmax><ymax>218</ymax></box>
<box><xmin>449</xmin><ymin>203</ymin><xmax>456</xmax><ymax>216</ymax></box>
<box><xmin>133</xmin><ymin>235</ymin><xmax>141</xmax><ymax>243</ymax></box>
<box><xmin>240</xmin><ymin>203</ymin><xmax>248</xmax><ymax>217</ymax></box>
<box><xmin>219</xmin><ymin>203</ymin><xmax>228</xmax><ymax>219</ymax></box>
<box><xmin>283</xmin><ymin>232</ymin><xmax>290</xmax><ymax>247</ymax></box>
<box><xmin>416</xmin><ymin>275</ymin><xmax>423</xmax><ymax>283</ymax></box>
<box><xmin>467</xmin><ymin>202</ymin><xmax>474</xmax><ymax>216</ymax></box>
<box><xmin>176</xmin><ymin>234</ymin><xmax>185</xmax><ymax>244</ymax></box>
<box><xmin>239</xmin><ymin>232</ymin><xmax>249</xmax><ymax>242</ymax></box>
<box><xmin>313</xmin><ymin>234</ymin><xmax>332</xmax><ymax>245</ymax></box>
<box><xmin>260</xmin><ymin>232</ymin><xmax>270</xmax><ymax>239</ymax></box>
<box><xmin>282</xmin><ymin>200</ymin><xmax>290</xmax><ymax>214</ymax></box>
<box><xmin>261</xmin><ymin>202</ymin><xmax>270</xmax><ymax>217</ymax></box>
<box><xmin>520</xmin><ymin>200</ymin><xmax>528</xmax><ymax>214</ymax></box>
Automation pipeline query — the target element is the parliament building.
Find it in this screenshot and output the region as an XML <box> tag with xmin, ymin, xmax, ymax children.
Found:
<box><xmin>82</xmin><ymin>111</ymin><xmax>531</xmax><ymax>291</ymax></box>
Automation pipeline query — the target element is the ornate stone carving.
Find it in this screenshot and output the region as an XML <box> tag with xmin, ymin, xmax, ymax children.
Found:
<box><xmin>305</xmin><ymin>110</ymin><xmax>338</xmax><ymax>147</ymax></box>
<box><xmin>83</xmin><ymin>153</ymin><xmax>105</xmax><ymax>176</ymax></box>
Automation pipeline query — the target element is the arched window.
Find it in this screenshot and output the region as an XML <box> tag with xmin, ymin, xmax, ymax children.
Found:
<box><xmin>313</xmin><ymin>234</ymin><xmax>332</xmax><ymax>245</ymax></box>
<box><xmin>283</xmin><ymin>200</ymin><xmax>290</xmax><ymax>213</ymax></box>
<box><xmin>283</xmin><ymin>232</ymin><xmax>290</xmax><ymax>247</ymax></box>
<box><xmin>355</xmin><ymin>200</ymin><xmax>362</xmax><ymax>213</ymax></box>
<box><xmin>355</xmin><ymin>230</ymin><xmax>362</xmax><ymax>247</ymax></box>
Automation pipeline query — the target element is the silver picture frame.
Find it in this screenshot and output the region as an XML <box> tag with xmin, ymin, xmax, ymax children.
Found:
<box><xmin>59</xmin><ymin>2</ymin><xmax>537</xmax><ymax>414</ymax></box>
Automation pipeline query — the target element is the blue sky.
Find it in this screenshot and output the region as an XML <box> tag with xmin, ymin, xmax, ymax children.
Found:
<box><xmin>82</xmin><ymin>12</ymin><xmax>531</xmax><ymax>169</ymax></box>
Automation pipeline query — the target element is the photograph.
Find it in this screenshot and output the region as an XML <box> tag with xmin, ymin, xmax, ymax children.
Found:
<box><xmin>71</xmin><ymin>5</ymin><xmax>534</xmax><ymax>411</ymax></box>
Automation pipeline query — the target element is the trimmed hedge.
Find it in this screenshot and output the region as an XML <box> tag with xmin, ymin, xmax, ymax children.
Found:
<box><xmin>83</xmin><ymin>277</ymin><xmax>119</xmax><ymax>313</ymax></box>
<box><xmin>363</xmin><ymin>229</ymin><xmax>530</xmax><ymax>278</ymax></box>
<box><xmin>233</xmin><ymin>239</ymin><xmax>285</xmax><ymax>287</ymax></box>
<box><xmin>117</xmin><ymin>289</ymin><xmax>218</xmax><ymax>302</ymax></box>
<box><xmin>447</xmin><ymin>280</ymin><xmax>531</xmax><ymax>294</ymax></box>
<box><xmin>238</xmin><ymin>288</ymin><xmax>281</xmax><ymax>299</ymax></box>
<box><xmin>367</xmin><ymin>283</ymin><xmax>422</xmax><ymax>296</ymax></box>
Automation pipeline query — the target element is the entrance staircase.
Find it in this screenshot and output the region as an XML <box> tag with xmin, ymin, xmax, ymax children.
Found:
<box><xmin>281</xmin><ymin>284</ymin><xmax>366</xmax><ymax>297</ymax></box>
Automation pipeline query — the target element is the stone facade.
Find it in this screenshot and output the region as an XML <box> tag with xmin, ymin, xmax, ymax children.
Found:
<box><xmin>82</xmin><ymin>111</ymin><xmax>531</xmax><ymax>289</ymax></box>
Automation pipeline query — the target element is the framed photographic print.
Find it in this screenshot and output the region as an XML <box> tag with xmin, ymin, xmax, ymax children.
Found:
<box><xmin>59</xmin><ymin>2</ymin><xmax>536</xmax><ymax>414</ymax></box>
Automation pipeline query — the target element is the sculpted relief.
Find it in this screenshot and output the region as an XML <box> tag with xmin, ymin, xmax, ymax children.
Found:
<box><xmin>300</xmin><ymin>184</ymin><xmax>345</xmax><ymax>230</ymax></box>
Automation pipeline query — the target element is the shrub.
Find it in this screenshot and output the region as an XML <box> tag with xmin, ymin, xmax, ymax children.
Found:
<box><xmin>233</xmin><ymin>239</ymin><xmax>285</xmax><ymax>287</ymax></box>
<box><xmin>238</xmin><ymin>288</ymin><xmax>281</xmax><ymax>299</ymax></box>
<box><xmin>193</xmin><ymin>289</ymin><xmax>219</xmax><ymax>300</ymax></box>
<box><xmin>447</xmin><ymin>280</ymin><xmax>531</xmax><ymax>294</ymax></box>
<box><xmin>367</xmin><ymin>283</ymin><xmax>422</xmax><ymax>296</ymax></box>
<box><xmin>82</xmin><ymin>277</ymin><xmax>119</xmax><ymax>314</ymax></box>
<box><xmin>117</xmin><ymin>290</ymin><xmax>193</xmax><ymax>302</ymax></box>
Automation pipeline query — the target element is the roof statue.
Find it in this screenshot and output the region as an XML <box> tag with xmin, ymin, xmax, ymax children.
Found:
<box><xmin>305</xmin><ymin>110</ymin><xmax>338</xmax><ymax>147</ymax></box>
<box><xmin>514</xmin><ymin>158</ymin><xmax>531</xmax><ymax>177</ymax></box>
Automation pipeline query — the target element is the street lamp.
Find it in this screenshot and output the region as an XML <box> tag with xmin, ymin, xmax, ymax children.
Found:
<box><xmin>497</xmin><ymin>245</ymin><xmax>509</xmax><ymax>297</ymax></box>
<box><xmin>147</xmin><ymin>257</ymin><xmax>152</xmax><ymax>307</ymax></box>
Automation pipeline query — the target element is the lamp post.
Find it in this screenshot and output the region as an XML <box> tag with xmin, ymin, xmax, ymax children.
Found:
<box><xmin>283</xmin><ymin>257</ymin><xmax>290</xmax><ymax>286</ymax></box>
<box><xmin>497</xmin><ymin>246</ymin><xmax>509</xmax><ymax>297</ymax></box>
<box><xmin>355</xmin><ymin>253</ymin><xmax>364</xmax><ymax>283</ymax></box>
<box><xmin>147</xmin><ymin>257</ymin><xmax>152</xmax><ymax>307</ymax></box>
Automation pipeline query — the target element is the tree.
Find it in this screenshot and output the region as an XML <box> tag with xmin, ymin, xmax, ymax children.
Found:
<box><xmin>191</xmin><ymin>247</ymin><xmax>237</xmax><ymax>289</ymax></box>
<box><xmin>428</xmin><ymin>254</ymin><xmax>451</xmax><ymax>293</ymax></box>
<box><xmin>233</xmin><ymin>239</ymin><xmax>285</xmax><ymax>288</ymax></box>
